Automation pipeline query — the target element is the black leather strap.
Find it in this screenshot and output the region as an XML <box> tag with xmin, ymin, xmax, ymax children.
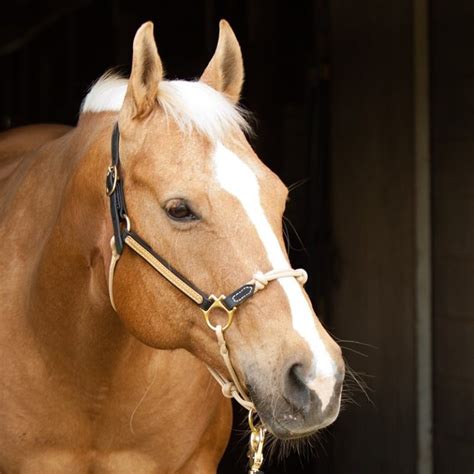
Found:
<box><xmin>124</xmin><ymin>230</ymin><xmax>214</xmax><ymax>311</ymax></box>
<box><xmin>111</xmin><ymin>122</ymin><xmax>120</xmax><ymax>167</ymax></box>
<box><xmin>106</xmin><ymin>124</ymin><xmax>128</xmax><ymax>254</ymax></box>
<box><xmin>222</xmin><ymin>284</ymin><xmax>256</xmax><ymax>310</ymax></box>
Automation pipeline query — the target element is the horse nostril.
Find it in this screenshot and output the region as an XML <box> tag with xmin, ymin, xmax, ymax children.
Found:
<box><xmin>283</xmin><ymin>363</ymin><xmax>311</xmax><ymax>413</ymax></box>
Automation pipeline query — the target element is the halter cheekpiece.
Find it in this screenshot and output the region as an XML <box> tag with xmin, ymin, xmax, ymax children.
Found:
<box><xmin>106</xmin><ymin>123</ymin><xmax>308</xmax><ymax>473</ymax></box>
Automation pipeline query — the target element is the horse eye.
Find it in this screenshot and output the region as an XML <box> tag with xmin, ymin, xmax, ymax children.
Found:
<box><xmin>165</xmin><ymin>199</ymin><xmax>198</xmax><ymax>221</ymax></box>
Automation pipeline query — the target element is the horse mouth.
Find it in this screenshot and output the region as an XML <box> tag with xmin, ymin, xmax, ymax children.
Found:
<box><xmin>247</xmin><ymin>383</ymin><xmax>342</xmax><ymax>440</ymax></box>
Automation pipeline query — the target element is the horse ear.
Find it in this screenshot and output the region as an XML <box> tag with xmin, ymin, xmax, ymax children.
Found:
<box><xmin>200</xmin><ymin>20</ymin><xmax>244</xmax><ymax>104</ymax></box>
<box><xmin>122</xmin><ymin>22</ymin><xmax>163</xmax><ymax>120</ymax></box>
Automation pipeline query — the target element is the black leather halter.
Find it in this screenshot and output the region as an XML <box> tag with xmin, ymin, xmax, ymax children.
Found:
<box><xmin>106</xmin><ymin>123</ymin><xmax>256</xmax><ymax>312</ymax></box>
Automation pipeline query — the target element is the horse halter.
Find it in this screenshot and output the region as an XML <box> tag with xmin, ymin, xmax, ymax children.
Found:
<box><xmin>106</xmin><ymin>123</ymin><xmax>308</xmax><ymax>473</ymax></box>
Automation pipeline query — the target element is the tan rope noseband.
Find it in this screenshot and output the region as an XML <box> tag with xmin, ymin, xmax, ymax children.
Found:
<box><xmin>106</xmin><ymin>123</ymin><xmax>308</xmax><ymax>473</ymax></box>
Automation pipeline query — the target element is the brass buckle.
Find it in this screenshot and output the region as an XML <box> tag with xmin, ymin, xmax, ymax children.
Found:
<box><xmin>106</xmin><ymin>165</ymin><xmax>119</xmax><ymax>196</ymax></box>
<box><xmin>201</xmin><ymin>295</ymin><xmax>236</xmax><ymax>332</ymax></box>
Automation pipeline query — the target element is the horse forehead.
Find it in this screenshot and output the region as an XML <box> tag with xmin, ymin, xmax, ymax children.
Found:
<box><xmin>139</xmin><ymin>127</ymin><xmax>213</xmax><ymax>175</ymax></box>
<box><xmin>140</xmin><ymin>130</ymin><xmax>282</xmax><ymax>205</ymax></box>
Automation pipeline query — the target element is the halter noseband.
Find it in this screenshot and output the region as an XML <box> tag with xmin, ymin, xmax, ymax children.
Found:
<box><xmin>106</xmin><ymin>123</ymin><xmax>308</xmax><ymax>472</ymax></box>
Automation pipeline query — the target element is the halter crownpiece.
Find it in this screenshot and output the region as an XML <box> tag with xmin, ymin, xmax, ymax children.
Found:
<box><xmin>106</xmin><ymin>122</ymin><xmax>308</xmax><ymax>473</ymax></box>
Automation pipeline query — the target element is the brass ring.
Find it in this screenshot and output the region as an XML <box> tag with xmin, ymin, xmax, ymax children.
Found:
<box><xmin>248</xmin><ymin>409</ymin><xmax>266</xmax><ymax>435</ymax></box>
<box><xmin>248</xmin><ymin>409</ymin><xmax>257</xmax><ymax>432</ymax></box>
<box><xmin>122</xmin><ymin>214</ymin><xmax>131</xmax><ymax>232</ymax></box>
<box><xmin>106</xmin><ymin>165</ymin><xmax>119</xmax><ymax>196</ymax></box>
<box><xmin>201</xmin><ymin>295</ymin><xmax>236</xmax><ymax>332</ymax></box>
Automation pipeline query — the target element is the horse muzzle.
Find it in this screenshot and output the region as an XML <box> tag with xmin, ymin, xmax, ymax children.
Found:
<box><xmin>247</xmin><ymin>359</ymin><xmax>345</xmax><ymax>439</ymax></box>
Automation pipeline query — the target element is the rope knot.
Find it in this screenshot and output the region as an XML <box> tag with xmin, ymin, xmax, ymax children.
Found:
<box><xmin>221</xmin><ymin>381</ymin><xmax>235</xmax><ymax>398</ymax></box>
<box><xmin>220</xmin><ymin>344</ymin><xmax>229</xmax><ymax>357</ymax></box>
<box><xmin>252</xmin><ymin>271</ymin><xmax>269</xmax><ymax>291</ymax></box>
<box><xmin>295</xmin><ymin>268</ymin><xmax>308</xmax><ymax>285</ymax></box>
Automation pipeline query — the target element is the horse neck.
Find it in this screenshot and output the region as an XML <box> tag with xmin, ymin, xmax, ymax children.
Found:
<box><xmin>30</xmin><ymin>113</ymin><xmax>136</xmax><ymax>381</ymax></box>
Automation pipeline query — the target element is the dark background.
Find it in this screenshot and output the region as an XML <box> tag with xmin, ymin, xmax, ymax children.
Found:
<box><xmin>1</xmin><ymin>1</ymin><xmax>473</xmax><ymax>473</ymax></box>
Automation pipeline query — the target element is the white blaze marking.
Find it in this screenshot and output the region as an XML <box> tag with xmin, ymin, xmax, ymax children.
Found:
<box><xmin>213</xmin><ymin>143</ymin><xmax>337</xmax><ymax>410</ymax></box>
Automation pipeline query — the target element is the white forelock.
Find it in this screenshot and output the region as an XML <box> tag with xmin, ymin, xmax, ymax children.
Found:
<box><xmin>80</xmin><ymin>73</ymin><xmax>251</xmax><ymax>141</ymax></box>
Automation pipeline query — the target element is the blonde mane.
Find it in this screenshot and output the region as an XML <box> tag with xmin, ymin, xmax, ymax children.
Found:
<box><xmin>80</xmin><ymin>73</ymin><xmax>251</xmax><ymax>141</ymax></box>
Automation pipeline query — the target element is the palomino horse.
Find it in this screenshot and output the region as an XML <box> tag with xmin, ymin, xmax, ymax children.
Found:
<box><xmin>0</xmin><ymin>21</ymin><xmax>344</xmax><ymax>473</ymax></box>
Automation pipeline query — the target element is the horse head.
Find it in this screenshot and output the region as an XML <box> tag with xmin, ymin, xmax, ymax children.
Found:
<box><xmin>88</xmin><ymin>21</ymin><xmax>345</xmax><ymax>439</ymax></box>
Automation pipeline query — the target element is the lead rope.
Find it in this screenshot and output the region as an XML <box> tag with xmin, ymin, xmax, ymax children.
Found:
<box><xmin>107</xmin><ymin>236</ymin><xmax>307</xmax><ymax>473</ymax></box>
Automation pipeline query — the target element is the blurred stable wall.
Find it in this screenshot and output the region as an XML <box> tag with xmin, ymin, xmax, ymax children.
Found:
<box><xmin>431</xmin><ymin>0</ymin><xmax>474</xmax><ymax>471</ymax></box>
<box><xmin>1</xmin><ymin>1</ymin><xmax>473</xmax><ymax>474</ymax></box>
<box><xmin>330</xmin><ymin>1</ymin><xmax>474</xmax><ymax>473</ymax></box>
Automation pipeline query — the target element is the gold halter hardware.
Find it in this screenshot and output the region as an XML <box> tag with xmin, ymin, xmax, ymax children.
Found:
<box><xmin>200</xmin><ymin>295</ymin><xmax>236</xmax><ymax>332</ymax></box>
<box><xmin>248</xmin><ymin>409</ymin><xmax>266</xmax><ymax>473</ymax></box>
<box><xmin>106</xmin><ymin>165</ymin><xmax>119</xmax><ymax>196</ymax></box>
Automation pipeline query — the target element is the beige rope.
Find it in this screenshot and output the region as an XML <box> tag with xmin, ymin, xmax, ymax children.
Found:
<box><xmin>251</xmin><ymin>268</ymin><xmax>308</xmax><ymax>291</ymax></box>
<box><xmin>109</xmin><ymin>237</ymin><xmax>120</xmax><ymax>311</ymax></box>
<box><xmin>207</xmin><ymin>325</ymin><xmax>256</xmax><ymax>411</ymax></box>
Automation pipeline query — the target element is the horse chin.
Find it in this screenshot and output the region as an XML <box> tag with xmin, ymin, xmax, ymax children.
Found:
<box><xmin>264</xmin><ymin>415</ymin><xmax>339</xmax><ymax>440</ymax></box>
<box><xmin>248</xmin><ymin>385</ymin><xmax>341</xmax><ymax>441</ymax></box>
